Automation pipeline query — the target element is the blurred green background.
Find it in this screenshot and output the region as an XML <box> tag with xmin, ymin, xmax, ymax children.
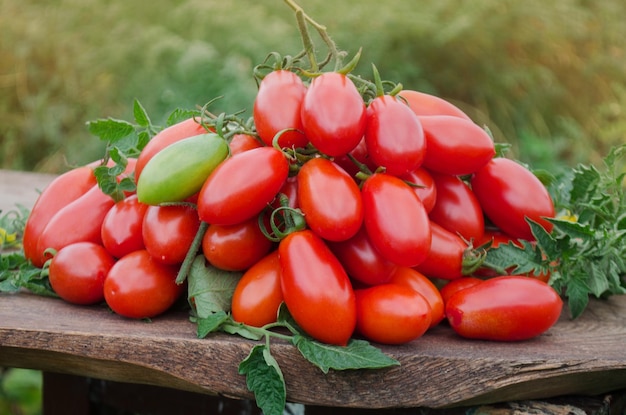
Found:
<box><xmin>2</xmin><ymin>0</ymin><xmax>625</xmax><ymax>175</ymax></box>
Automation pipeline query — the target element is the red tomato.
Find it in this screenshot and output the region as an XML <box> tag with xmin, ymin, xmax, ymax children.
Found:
<box><xmin>398</xmin><ymin>90</ymin><xmax>471</xmax><ymax>120</ymax></box>
<box><xmin>446</xmin><ymin>275</ymin><xmax>563</xmax><ymax>341</ymax></box>
<box><xmin>101</xmin><ymin>195</ymin><xmax>148</xmax><ymax>258</ymax></box>
<box><xmin>333</xmin><ymin>137</ymin><xmax>377</xmax><ymax>178</ymax></box>
<box><xmin>135</xmin><ymin>117</ymin><xmax>206</xmax><ymax>183</ymax></box>
<box><xmin>23</xmin><ymin>165</ymin><xmax>97</xmax><ymax>267</ymax></box>
<box><xmin>301</xmin><ymin>72</ymin><xmax>366</xmax><ymax>157</ymax></box>
<box><xmin>327</xmin><ymin>226</ymin><xmax>397</xmax><ymax>286</ymax></box>
<box><xmin>202</xmin><ymin>217</ymin><xmax>273</xmax><ymax>271</ymax></box>
<box><xmin>389</xmin><ymin>267</ymin><xmax>444</xmax><ymax>328</ymax></box>
<box><xmin>297</xmin><ymin>157</ymin><xmax>363</xmax><ymax>241</ymax></box>
<box><xmin>439</xmin><ymin>277</ymin><xmax>483</xmax><ymax>306</ymax></box>
<box><xmin>355</xmin><ymin>283</ymin><xmax>432</xmax><ymax>345</ymax></box>
<box><xmin>103</xmin><ymin>250</ymin><xmax>184</xmax><ymax>319</ymax></box>
<box><xmin>142</xmin><ymin>204</ymin><xmax>201</xmax><ymax>265</ymax></box>
<box><xmin>419</xmin><ymin>115</ymin><xmax>495</xmax><ymax>176</ymax></box>
<box><xmin>231</xmin><ymin>250</ymin><xmax>283</xmax><ymax>327</ymax></box>
<box><xmin>274</xmin><ymin>176</ymin><xmax>299</xmax><ymax>209</ymax></box>
<box><xmin>471</xmin><ymin>158</ymin><xmax>555</xmax><ymax>240</ymax></box>
<box><xmin>414</xmin><ymin>221</ymin><xmax>470</xmax><ymax>281</ymax></box>
<box><xmin>364</xmin><ymin>94</ymin><xmax>426</xmax><ymax>176</ymax></box>
<box><xmin>198</xmin><ymin>147</ymin><xmax>289</xmax><ymax>226</ymax></box>
<box><xmin>401</xmin><ymin>167</ymin><xmax>437</xmax><ymax>213</ymax></box>
<box><xmin>36</xmin><ymin>184</ymin><xmax>115</xmax><ymax>265</ymax></box>
<box><xmin>361</xmin><ymin>173</ymin><xmax>431</xmax><ymax>267</ymax></box>
<box><xmin>229</xmin><ymin>133</ymin><xmax>263</xmax><ymax>155</ymax></box>
<box><xmin>253</xmin><ymin>70</ymin><xmax>308</xmax><ymax>149</ymax></box>
<box><xmin>428</xmin><ymin>172</ymin><xmax>484</xmax><ymax>242</ymax></box>
<box><xmin>279</xmin><ymin>230</ymin><xmax>356</xmax><ymax>346</ymax></box>
<box><xmin>48</xmin><ymin>242</ymin><xmax>116</xmax><ymax>305</ymax></box>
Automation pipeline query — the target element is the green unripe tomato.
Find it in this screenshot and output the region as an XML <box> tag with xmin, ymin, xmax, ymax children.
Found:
<box><xmin>136</xmin><ymin>133</ymin><xmax>229</xmax><ymax>205</ymax></box>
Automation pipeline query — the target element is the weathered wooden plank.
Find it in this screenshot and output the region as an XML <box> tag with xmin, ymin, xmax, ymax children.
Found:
<box><xmin>2</xmin><ymin>169</ymin><xmax>626</xmax><ymax>409</ymax></box>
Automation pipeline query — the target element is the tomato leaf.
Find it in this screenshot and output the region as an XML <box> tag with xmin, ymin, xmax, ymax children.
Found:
<box><xmin>196</xmin><ymin>311</ymin><xmax>231</xmax><ymax>338</ymax></box>
<box><xmin>167</xmin><ymin>108</ymin><xmax>201</xmax><ymax>127</ymax></box>
<box><xmin>133</xmin><ymin>99</ymin><xmax>152</xmax><ymax>128</ymax></box>
<box><xmin>238</xmin><ymin>344</ymin><xmax>286</xmax><ymax>415</ymax></box>
<box><xmin>292</xmin><ymin>335</ymin><xmax>400</xmax><ymax>374</ymax></box>
<box><xmin>187</xmin><ymin>255</ymin><xmax>243</xmax><ymax>319</ymax></box>
<box><xmin>87</xmin><ymin>118</ymin><xmax>135</xmax><ymax>144</ymax></box>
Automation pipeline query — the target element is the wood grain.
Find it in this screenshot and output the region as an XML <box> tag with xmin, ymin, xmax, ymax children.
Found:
<box><xmin>1</xmin><ymin>169</ymin><xmax>626</xmax><ymax>409</ymax></box>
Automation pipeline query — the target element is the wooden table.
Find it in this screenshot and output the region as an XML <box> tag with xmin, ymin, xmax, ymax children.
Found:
<box><xmin>2</xmin><ymin>168</ymin><xmax>626</xmax><ymax>414</ymax></box>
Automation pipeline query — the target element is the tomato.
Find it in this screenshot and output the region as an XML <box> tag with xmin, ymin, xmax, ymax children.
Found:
<box><xmin>202</xmin><ymin>217</ymin><xmax>273</xmax><ymax>271</ymax></box>
<box><xmin>364</xmin><ymin>94</ymin><xmax>426</xmax><ymax>176</ymax></box>
<box><xmin>389</xmin><ymin>266</ymin><xmax>444</xmax><ymax>328</ymax></box>
<box><xmin>446</xmin><ymin>275</ymin><xmax>563</xmax><ymax>341</ymax></box>
<box><xmin>142</xmin><ymin>204</ymin><xmax>201</xmax><ymax>265</ymax></box>
<box><xmin>470</xmin><ymin>157</ymin><xmax>555</xmax><ymax>240</ymax></box>
<box><xmin>198</xmin><ymin>146</ymin><xmax>289</xmax><ymax>226</ymax></box>
<box><xmin>355</xmin><ymin>283</ymin><xmax>432</xmax><ymax>345</ymax></box>
<box><xmin>229</xmin><ymin>133</ymin><xmax>263</xmax><ymax>155</ymax></box>
<box><xmin>101</xmin><ymin>194</ymin><xmax>148</xmax><ymax>259</ymax></box>
<box><xmin>414</xmin><ymin>221</ymin><xmax>470</xmax><ymax>281</ymax></box>
<box><xmin>439</xmin><ymin>277</ymin><xmax>483</xmax><ymax>306</ymax></box>
<box><xmin>398</xmin><ymin>90</ymin><xmax>471</xmax><ymax>120</ymax></box>
<box><xmin>301</xmin><ymin>72</ymin><xmax>366</xmax><ymax>157</ymax></box>
<box><xmin>103</xmin><ymin>250</ymin><xmax>184</xmax><ymax>319</ymax></box>
<box><xmin>48</xmin><ymin>242</ymin><xmax>116</xmax><ymax>305</ymax></box>
<box><xmin>327</xmin><ymin>226</ymin><xmax>397</xmax><ymax>286</ymax></box>
<box><xmin>253</xmin><ymin>70</ymin><xmax>308</xmax><ymax>149</ymax></box>
<box><xmin>279</xmin><ymin>230</ymin><xmax>356</xmax><ymax>346</ymax></box>
<box><xmin>135</xmin><ymin>117</ymin><xmax>207</xmax><ymax>183</ymax></box>
<box><xmin>274</xmin><ymin>176</ymin><xmax>299</xmax><ymax>210</ymax></box>
<box><xmin>419</xmin><ymin>115</ymin><xmax>495</xmax><ymax>176</ymax></box>
<box><xmin>23</xmin><ymin>165</ymin><xmax>97</xmax><ymax>267</ymax></box>
<box><xmin>231</xmin><ymin>250</ymin><xmax>283</xmax><ymax>327</ymax></box>
<box><xmin>36</xmin><ymin>184</ymin><xmax>115</xmax><ymax>265</ymax></box>
<box><xmin>361</xmin><ymin>173</ymin><xmax>431</xmax><ymax>267</ymax></box>
<box><xmin>136</xmin><ymin>133</ymin><xmax>229</xmax><ymax>205</ymax></box>
<box><xmin>428</xmin><ymin>172</ymin><xmax>484</xmax><ymax>242</ymax></box>
<box><xmin>400</xmin><ymin>167</ymin><xmax>437</xmax><ymax>213</ymax></box>
<box><xmin>297</xmin><ymin>157</ymin><xmax>363</xmax><ymax>241</ymax></box>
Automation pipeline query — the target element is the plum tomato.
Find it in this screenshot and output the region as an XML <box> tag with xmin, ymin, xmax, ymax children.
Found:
<box><xmin>300</xmin><ymin>72</ymin><xmax>366</xmax><ymax>157</ymax></box>
<box><xmin>470</xmin><ymin>157</ymin><xmax>555</xmax><ymax>240</ymax></box>
<box><xmin>445</xmin><ymin>275</ymin><xmax>563</xmax><ymax>341</ymax></box>
<box><xmin>142</xmin><ymin>204</ymin><xmax>201</xmax><ymax>265</ymax></box>
<box><xmin>297</xmin><ymin>157</ymin><xmax>363</xmax><ymax>241</ymax></box>
<box><xmin>364</xmin><ymin>94</ymin><xmax>426</xmax><ymax>177</ymax></box>
<box><xmin>414</xmin><ymin>221</ymin><xmax>470</xmax><ymax>281</ymax></box>
<box><xmin>361</xmin><ymin>173</ymin><xmax>432</xmax><ymax>267</ymax></box>
<box><xmin>202</xmin><ymin>217</ymin><xmax>274</xmax><ymax>271</ymax></box>
<box><xmin>198</xmin><ymin>146</ymin><xmax>289</xmax><ymax>226</ymax></box>
<box><xmin>419</xmin><ymin>115</ymin><xmax>495</xmax><ymax>176</ymax></box>
<box><xmin>48</xmin><ymin>242</ymin><xmax>116</xmax><ymax>305</ymax></box>
<box><xmin>279</xmin><ymin>230</ymin><xmax>356</xmax><ymax>346</ymax></box>
<box><xmin>101</xmin><ymin>194</ymin><xmax>148</xmax><ymax>259</ymax></box>
<box><xmin>400</xmin><ymin>167</ymin><xmax>437</xmax><ymax>213</ymax></box>
<box><xmin>439</xmin><ymin>277</ymin><xmax>483</xmax><ymax>307</ymax></box>
<box><xmin>355</xmin><ymin>283</ymin><xmax>432</xmax><ymax>345</ymax></box>
<box><xmin>398</xmin><ymin>90</ymin><xmax>472</xmax><ymax>120</ymax></box>
<box><xmin>253</xmin><ymin>69</ymin><xmax>308</xmax><ymax>149</ymax></box>
<box><xmin>229</xmin><ymin>133</ymin><xmax>263</xmax><ymax>155</ymax></box>
<box><xmin>231</xmin><ymin>250</ymin><xmax>283</xmax><ymax>327</ymax></box>
<box><xmin>104</xmin><ymin>250</ymin><xmax>184</xmax><ymax>319</ymax></box>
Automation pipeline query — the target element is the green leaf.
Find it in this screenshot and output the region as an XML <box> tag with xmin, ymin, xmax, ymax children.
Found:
<box><xmin>87</xmin><ymin>118</ymin><xmax>135</xmax><ymax>143</ymax></box>
<box><xmin>167</xmin><ymin>108</ymin><xmax>201</xmax><ymax>127</ymax></box>
<box><xmin>293</xmin><ymin>336</ymin><xmax>400</xmax><ymax>374</ymax></box>
<box><xmin>186</xmin><ymin>255</ymin><xmax>242</xmax><ymax>319</ymax></box>
<box><xmin>564</xmin><ymin>276</ymin><xmax>591</xmax><ymax>319</ymax></box>
<box><xmin>133</xmin><ymin>99</ymin><xmax>152</xmax><ymax>128</ymax></box>
<box><xmin>238</xmin><ymin>344</ymin><xmax>286</xmax><ymax>415</ymax></box>
<box><xmin>196</xmin><ymin>311</ymin><xmax>231</xmax><ymax>338</ymax></box>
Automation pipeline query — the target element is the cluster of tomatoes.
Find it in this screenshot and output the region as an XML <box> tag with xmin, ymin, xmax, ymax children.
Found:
<box><xmin>22</xmin><ymin>68</ymin><xmax>563</xmax><ymax>346</ymax></box>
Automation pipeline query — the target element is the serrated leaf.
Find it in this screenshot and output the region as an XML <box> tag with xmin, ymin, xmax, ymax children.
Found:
<box><xmin>482</xmin><ymin>240</ymin><xmax>542</xmax><ymax>275</ymax></box>
<box><xmin>87</xmin><ymin>118</ymin><xmax>135</xmax><ymax>143</ymax></box>
<box><xmin>167</xmin><ymin>108</ymin><xmax>201</xmax><ymax>126</ymax></box>
<box><xmin>221</xmin><ymin>322</ymin><xmax>264</xmax><ymax>341</ymax></box>
<box><xmin>187</xmin><ymin>255</ymin><xmax>242</xmax><ymax>319</ymax></box>
<box><xmin>196</xmin><ymin>311</ymin><xmax>231</xmax><ymax>338</ymax></box>
<box><xmin>292</xmin><ymin>335</ymin><xmax>400</xmax><ymax>374</ymax></box>
<box><xmin>565</xmin><ymin>277</ymin><xmax>591</xmax><ymax>319</ymax></box>
<box><xmin>133</xmin><ymin>99</ymin><xmax>151</xmax><ymax>128</ymax></box>
<box><xmin>238</xmin><ymin>345</ymin><xmax>286</xmax><ymax>415</ymax></box>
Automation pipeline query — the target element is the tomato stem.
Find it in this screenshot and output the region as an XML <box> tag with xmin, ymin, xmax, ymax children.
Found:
<box><xmin>176</xmin><ymin>221</ymin><xmax>209</xmax><ymax>285</ymax></box>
